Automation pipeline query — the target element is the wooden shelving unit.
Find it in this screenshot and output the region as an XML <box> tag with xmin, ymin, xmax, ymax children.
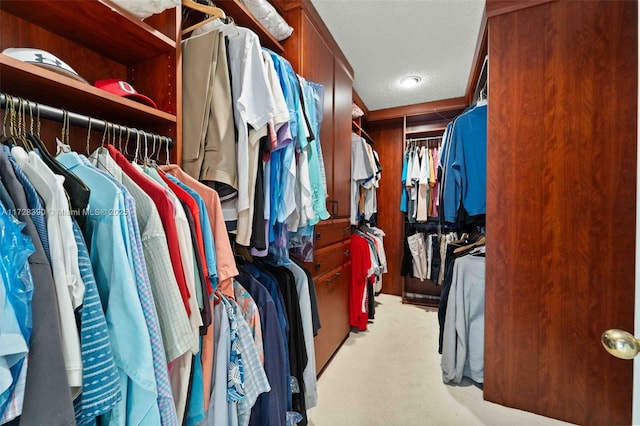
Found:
<box><xmin>0</xmin><ymin>0</ymin><xmax>176</xmax><ymax>64</ymax></box>
<box><xmin>0</xmin><ymin>54</ymin><xmax>177</xmax><ymax>130</ymax></box>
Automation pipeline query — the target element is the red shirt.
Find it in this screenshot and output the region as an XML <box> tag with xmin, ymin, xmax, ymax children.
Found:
<box><xmin>350</xmin><ymin>234</ymin><xmax>371</xmax><ymax>331</ymax></box>
<box><xmin>158</xmin><ymin>169</ymin><xmax>212</xmax><ymax>296</ymax></box>
<box><xmin>106</xmin><ymin>144</ymin><xmax>191</xmax><ymax>315</ymax></box>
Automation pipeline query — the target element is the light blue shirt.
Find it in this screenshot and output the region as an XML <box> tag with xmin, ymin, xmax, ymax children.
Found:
<box><xmin>301</xmin><ymin>78</ymin><xmax>330</xmax><ymax>225</ymax></box>
<box><xmin>57</xmin><ymin>152</ymin><xmax>160</xmax><ymax>426</ymax></box>
<box><xmin>71</xmin><ymin>218</ymin><xmax>121</xmax><ymax>426</ymax></box>
<box><xmin>0</xmin><ymin>203</ymin><xmax>33</xmax><ymax>416</ymax></box>
<box><xmin>80</xmin><ymin>156</ymin><xmax>178</xmax><ymax>426</ymax></box>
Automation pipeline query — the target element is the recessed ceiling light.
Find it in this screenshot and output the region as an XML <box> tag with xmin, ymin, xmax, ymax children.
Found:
<box><xmin>400</xmin><ymin>75</ymin><xmax>422</xmax><ymax>88</ymax></box>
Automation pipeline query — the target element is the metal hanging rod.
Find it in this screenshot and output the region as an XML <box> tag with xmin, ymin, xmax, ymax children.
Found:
<box><xmin>406</xmin><ymin>136</ymin><xmax>443</xmax><ymax>143</ymax></box>
<box><xmin>0</xmin><ymin>93</ymin><xmax>174</xmax><ymax>149</ymax></box>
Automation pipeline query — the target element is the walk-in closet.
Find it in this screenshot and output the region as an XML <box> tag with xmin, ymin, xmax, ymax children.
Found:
<box><xmin>0</xmin><ymin>1</ymin><xmax>636</xmax><ymax>425</ymax></box>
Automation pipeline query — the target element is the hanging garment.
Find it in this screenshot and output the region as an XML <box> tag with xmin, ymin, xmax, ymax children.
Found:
<box><xmin>441</xmin><ymin>104</ymin><xmax>487</xmax><ymax>224</ymax></box>
<box><xmin>441</xmin><ymin>255</ymin><xmax>485</xmax><ymax>384</ymax></box>
<box><xmin>0</xmin><ymin>200</ymin><xmax>34</xmax><ymax>420</ymax></box>
<box><xmin>12</xmin><ymin>147</ymin><xmax>83</xmax><ymax>396</ymax></box>
<box><xmin>57</xmin><ymin>152</ymin><xmax>161</xmax><ymax>425</ymax></box>
<box><xmin>235</xmin><ymin>272</ymin><xmax>288</xmax><ymax>426</ymax></box>
<box><xmin>90</xmin><ymin>150</ymin><xmax>194</xmax><ymax>363</ymax></box>
<box><xmin>181</xmin><ymin>29</ymin><xmax>237</xmax><ymax>197</ymax></box>
<box><xmin>0</xmin><ymin>149</ymin><xmax>75</xmax><ymax>425</ymax></box>
<box><xmin>350</xmin><ymin>234</ymin><xmax>372</xmax><ymax>331</ymax></box>
<box><xmin>416</xmin><ymin>146</ymin><xmax>430</xmax><ymax>222</ymax></box>
<box><xmin>407</xmin><ymin>233</ymin><xmax>428</xmax><ymax>281</ymax></box>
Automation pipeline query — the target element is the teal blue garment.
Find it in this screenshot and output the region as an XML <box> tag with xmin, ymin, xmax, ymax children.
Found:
<box><xmin>300</xmin><ymin>78</ymin><xmax>329</xmax><ymax>225</ymax></box>
<box><xmin>184</xmin><ymin>341</ymin><xmax>204</xmax><ymax>426</ymax></box>
<box><xmin>57</xmin><ymin>152</ymin><xmax>161</xmax><ymax>426</ymax></box>
<box><xmin>0</xmin><ymin>201</ymin><xmax>34</xmax><ymax>415</ymax></box>
<box><xmin>400</xmin><ymin>151</ymin><xmax>409</xmax><ymax>213</ymax></box>
<box><xmin>164</xmin><ymin>173</ymin><xmax>218</xmax><ymax>290</ymax></box>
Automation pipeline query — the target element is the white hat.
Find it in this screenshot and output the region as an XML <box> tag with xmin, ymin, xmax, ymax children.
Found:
<box><xmin>3</xmin><ymin>47</ymin><xmax>89</xmax><ymax>84</ymax></box>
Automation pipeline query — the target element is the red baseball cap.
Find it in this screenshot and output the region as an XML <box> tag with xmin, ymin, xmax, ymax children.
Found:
<box><xmin>94</xmin><ymin>79</ymin><xmax>157</xmax><ymax>109</ymax></box>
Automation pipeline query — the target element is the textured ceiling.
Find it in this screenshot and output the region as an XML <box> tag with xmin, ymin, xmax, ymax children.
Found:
<box><xmin>310</xmin><ymin>0</ymin><xmax>486</xmax><ymax>111</ymax></box>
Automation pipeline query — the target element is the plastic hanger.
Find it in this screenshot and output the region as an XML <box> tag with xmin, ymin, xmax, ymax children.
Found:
<box><xmin>181</xmin><ymin>0</ymin><xmax>226</xmax><ymax>35</ymax></box>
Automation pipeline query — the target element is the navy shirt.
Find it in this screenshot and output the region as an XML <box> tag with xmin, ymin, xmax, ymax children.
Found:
<box><xmin>235</xmin><ymin>271</ymin><xmax>288</xmax><ymax>426</ymax></box>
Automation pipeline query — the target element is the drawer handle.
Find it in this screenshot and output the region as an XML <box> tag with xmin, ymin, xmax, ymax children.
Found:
<box><xmin>344</xmin><ymin>226</ymin><xmax>350</xmax><ymax>234</ymax></box>
<box><xmin>343</xmin><ymin>250</ymin><xmax>350</xmax><ymax>257</ymax></box>
<box><xmin>315</xmin><ymin>233</ymin><xmax>321</xmax><ymax>240</ymax></box>
<box><xmin>314</xmin><ymin>263</ymin><xmax>321</xmax><ymax>271</ymax></box>
<box><xmin>325</xmin><ymin>272</ymin><xmax>341</xmax><ymax>283</ymax></box>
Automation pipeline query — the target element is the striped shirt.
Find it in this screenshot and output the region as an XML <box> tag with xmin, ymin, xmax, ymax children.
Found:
<box><xmin>71</xmin><ymin>219</ymin><xmax>121</xmax><ymax>425</ymax></box>
<box><xmin>82</xmin><ymin>156</ymin><xmax>178</xmax><ymax>426</ymax></box>
<box><xmin>88</xmin><ymin>149</ymin><xmax>195</xmax><ymax>362</ymax></box>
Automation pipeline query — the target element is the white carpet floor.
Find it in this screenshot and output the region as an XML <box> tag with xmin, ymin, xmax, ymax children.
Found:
<box><xmin>307</xmin><ymin>293</ymin><xmax>573</xmax><ymax>426</ymax></box>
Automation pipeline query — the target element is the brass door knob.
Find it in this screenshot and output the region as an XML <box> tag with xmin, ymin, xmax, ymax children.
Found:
<box><xmin>601</xmin><ymin>329</ymin><xmax>640</xmax><ymax>359</ymax></box>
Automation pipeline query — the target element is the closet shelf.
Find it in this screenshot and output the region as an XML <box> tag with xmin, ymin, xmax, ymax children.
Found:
<box><xmin>216</xmin><ymin>0</ymin><xmax>284</xmax><ymax>53</ymax></box>
<box><xmin>0</xmin><ymin>54</ymin><xmax>177</xmax><ymax>129</ymax></box>
<box><xmin>0</xmin><ymin>0</ymin><xmax>175</xmax><ymax>65</ymax></box>
<box><xmin>405</xmin><ymin>122</ymin><xmax>448</xmax><ymax>139</ymax></box>
<box><xmin>351</xmin><ymin>120</ymin><xmax>375</xmax><ymax>144</ymax></box>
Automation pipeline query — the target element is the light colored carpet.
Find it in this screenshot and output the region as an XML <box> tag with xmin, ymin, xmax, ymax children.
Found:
<box><xmin>307</xmin><ymin>293</ymin><xmax>573</xmax><ymax>426</ymax></box>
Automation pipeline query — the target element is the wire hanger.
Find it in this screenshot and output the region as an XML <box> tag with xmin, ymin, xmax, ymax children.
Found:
<box><xmin>181</xmin><ymin>0</ymin><xmax>226</xmax><ymax>35</ymax></box>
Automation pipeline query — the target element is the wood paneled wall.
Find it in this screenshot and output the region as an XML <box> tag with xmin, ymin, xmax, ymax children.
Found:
<box><xmin>484</xmin><ymin>1</ymin><xmax>637</xmax><ymax>424</ymax></box>
<box><xmin>368</xmin><ymin>120</ymin><xmax>404</xmax><ymax>296</ymax></box>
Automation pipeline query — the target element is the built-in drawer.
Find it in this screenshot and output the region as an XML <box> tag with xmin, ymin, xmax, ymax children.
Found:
<box><xmin>314</xmin><ymin>218</ymin><xmax>351</xmax><ymax>249</ymax></box>
<box><xmin>306</xmin><ymin>240</ymin><xmax>350</xmax><ymax>278</ymax></box>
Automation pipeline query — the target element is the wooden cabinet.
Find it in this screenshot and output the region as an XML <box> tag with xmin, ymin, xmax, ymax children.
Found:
<box><xmin>0</xmin><ymin>0</ymin><xmax>180</xmax><ymax>157</ymax></box>
<box><xmin>303</xmin><ymin>218</ymin><xmax>352</xmax><ymax>372</ymax></box>
<box><xmin>283</xmin><ymin>2</ymin><xmax>353</xmax><ymax>219</ymax></box>
<box><xmin>281</xmin><ymin>0</ymin><xmax>354</xmax><ymax>373</ymax></box>
<box><xmin>332</xmin><ymin>59</ymin><xmax>352</xmax><ymax>218</ymax></box>
<box><xmin>313</xmin><ymin>265</ymin><xmax>350</xmax><ymax>372</ymax></box>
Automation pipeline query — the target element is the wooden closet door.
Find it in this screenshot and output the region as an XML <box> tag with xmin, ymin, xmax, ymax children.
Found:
<box><xmin>484</xmin><ymin>1</ymin><xmax>637</xmax><ymax>424</ymax></box>
<box><xmin>300</xmin><ymin>12</ymin><xmax>335</xmax><ymax>213</ymax></box>
<box><xmin>332</xmin><ymin>57</ymin><xmax>352</xmax><ymax>218</ymax></box>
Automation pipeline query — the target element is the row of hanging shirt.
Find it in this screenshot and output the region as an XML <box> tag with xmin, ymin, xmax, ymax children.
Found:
<box><xmin>351</xmin><ymin>133</ymin><xmax>382</xmax><ymax>226</ymax></box>
<box><xmin>182</xmin><ymin>19</ymin><xmax>330</xmax><ymax>265</ymax></box>
<box><xmin>349</xmin><ymin>225</ymin><xmax>388</xmax><ymax>332</ymax></box>
<box><xmin>436</xmin><ymin>97</ymin><xmax>488</xmax><ymax>385</ymax></box>
<box><xmin>401</xmin><ymin>141</ymin><xmax>440</xmax><ymax>223</ymax></box>
<box><xmin>0</xmin><ymin>129</ymin><xmax>320</xmax><ymax>426</ymax></box>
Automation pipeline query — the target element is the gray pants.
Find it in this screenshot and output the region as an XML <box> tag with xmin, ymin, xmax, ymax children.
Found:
<box><xmin>407</xmin><ymin>233</ymin><xmax>428</xmax><ymax>281</ymax></box>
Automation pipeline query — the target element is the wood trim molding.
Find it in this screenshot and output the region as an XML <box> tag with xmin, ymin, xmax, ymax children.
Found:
<box><xmin>465</xmin><ymin>8</ymin><xmax>488</xmax><ymax>105</ymax></box>
<box><xmin>298</xmin><ymin>0</ymin><xmax>353</xmax><ymax>77</ymax></box>
<box><xmin>486</xmin><ymin>0</ymin><xmax>555</xmax><ymax>18</ymax></box>
<box><xmin>368</xmin><ymin>97</ymin><xmax>467</xmax><ymax>122</ymax></box>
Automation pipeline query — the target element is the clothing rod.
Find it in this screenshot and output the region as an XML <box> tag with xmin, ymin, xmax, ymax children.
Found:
<box><xmin>0</xmin><ymin>93</ymin><xmax>174</xmax><ymax>149</ymax></box>
<box><xmin>406</xmin><ymin>136</ymin><xmax>443</xmax><ymax>143</ymax></box>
